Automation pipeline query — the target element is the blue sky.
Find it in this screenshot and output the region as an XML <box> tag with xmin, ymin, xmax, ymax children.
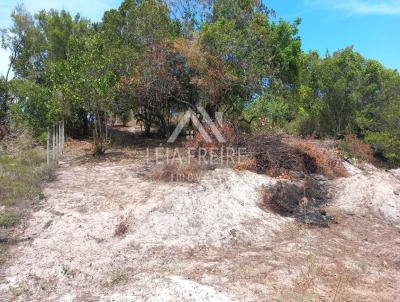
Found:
<box><xmin>267</xmin><ymin>0</ymin><xmax>400</xmax><ymax>70</ymax></box>
<box><xmin>1</xmin><ymin>0</ymin><xmax>399</xmax><ymax>77</ymax></box>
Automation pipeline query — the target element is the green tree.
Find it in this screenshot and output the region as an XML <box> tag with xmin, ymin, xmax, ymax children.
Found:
<box><xmin>105</xmin><ymin>0</ymin><xmax>183</xmax><ymax>136</ymax></box>
<box><xmin>1</xmin><ymin>5</ymin><xmax>91</xmax><ymax>134</ymax></box>
<box><xmin>362</xmin><ymin>69</ymin><xmax>400</xmax><ymax>164</ymax></box>
<box><xmin>51</xmin><ymin>33</ymin><xmax>116</xmax><ymax>154</ymax></box>
<box><xmin>199</xmin><ymin>1</ymin><xmax>302</xmax><ymax>120</ymax></box>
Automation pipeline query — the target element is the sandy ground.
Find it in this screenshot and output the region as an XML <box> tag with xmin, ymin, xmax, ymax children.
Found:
<box><xmin>1</xmin><ymin>131</ymin><xmax>400</xmax><ymax>301</ymax></box>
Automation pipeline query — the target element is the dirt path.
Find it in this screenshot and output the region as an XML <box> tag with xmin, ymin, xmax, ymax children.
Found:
<box><xmin>1</xmin><ymin>131</ymin><xmax>400</xmax><ymax>301</ymax></box>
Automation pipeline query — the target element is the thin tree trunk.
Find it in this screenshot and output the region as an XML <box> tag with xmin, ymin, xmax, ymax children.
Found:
<box><xmin>93</xmin><ymin>110</ymin><xmax>107</xmax><ymax>155</ymax></box>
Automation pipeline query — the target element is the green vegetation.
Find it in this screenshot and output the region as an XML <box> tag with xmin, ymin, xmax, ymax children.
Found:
<box><xmin>121</xmin><ymin>110</ymin><xmax>133</xmax><ymax>127</ymax></box>
<box><xmin>339</xmin><ymin>134</ymin><xmax>374</xmax><ymax>163</ymax></box>
<box><xmin>0</xmin><ymin>147</ymin><xmax>48</xmax><ymax>226</ymax></box>
<box><xmin>0</xmin><ymin>0</ymin><xmax>399</xmax><ymax>164</ymax></box>
<box><xmin>61</xmin><ymin>264</ymin><xmax>75</xmax><ymax>278</ymax></box>
<box><xmin>0</xmin><ymin>208</ymin><xmax>20</xmax><ymax>227</ymax></box>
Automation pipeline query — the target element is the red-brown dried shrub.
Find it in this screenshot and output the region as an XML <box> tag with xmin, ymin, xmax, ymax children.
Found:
<box><xmin>241</xmin><ymin>135</ymin><xmax>347</xmax><ymax>179</ymax></box>
<box><xmin>233</xmin><ymin>157</ymin><xmax>256</xmax><ymax>171</ymax></box>
<box><xmin>243</xmin><ymin>135</ymin><xmax>320</xmax><ymax>177</ymax></box>
<box><xmin>292</xmin><ymin>140</ymin><xmax>348</xmax><ymax>178</ymax></box>
<box><xmin>342</xmin><ymin>134</ymin><xmax>374</xmax><ymax>163</ymax></box>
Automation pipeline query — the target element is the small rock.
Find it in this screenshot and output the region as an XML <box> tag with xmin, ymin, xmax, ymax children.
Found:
<box><xmin>394</xmin><ymin>190</ymin><xmax>399</xmax><ymax>196</ymax></box>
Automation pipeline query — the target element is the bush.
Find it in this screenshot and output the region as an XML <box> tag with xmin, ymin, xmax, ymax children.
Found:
<box><xmin>340</xmin><ymin>134</ymin><xmax>374</xmax><ymax>163</ymax></box>
<box><xmin>233</xmin><ymin>157</ymin><xmax>256</xmax><ymax>171</ymax></box>
<box><xmin>121</xmin><ymin>110</ymin><xmax>132</xmax><ymax>127</ymax></box>
<box><xmin>0</xmin><ymin>145</ymin><xmax>49</xmax><ymax>231</ymax></box>
<box><xmin>0</xmin><ymin>148</ymin><xmax>47</xmax><ymax>207</ymax></box>
<box><xmin>0</xmin><ymin>208</ymin><xmax>21</xmax><ymax>227</ymax></box>
<box><xmin>286</xmin><ymin>113</ymin><xmax>319</xmax><ymax>138</ymax></box>
<box><xmin>292</xmin><ymin>140</ymin><xmax>348</xmax><ymax>178</ymax></box>
<box><xmin>244</xmin><ymin>94</ymin><xmax>291</xmax><ymax>132</ymax></box>
<box><xmin>297</xmin><ymin>116</ymin><xmax>320</xmax><ymax>138</ymax></box>
<box><xmin>365</xmin><ymin>132</ymin><xmax>400</xmax><ymax>166</ymax></box>
<box><xmin>241</xmin><ymin>135</ymin><xmax>347</xmax><ymax>179</ymax></box>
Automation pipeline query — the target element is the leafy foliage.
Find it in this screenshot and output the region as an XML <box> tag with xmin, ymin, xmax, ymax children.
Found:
<box><xmin>0</xmin><ymin>0</ymin><xmax>399</xmax><ymax>164</ymax></box>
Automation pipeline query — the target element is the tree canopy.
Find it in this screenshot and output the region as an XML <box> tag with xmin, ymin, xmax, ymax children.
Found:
<box><xmin>1</xmin><ymin>0</ymin><xmax>399</xmax><ymax>163</ymax></box>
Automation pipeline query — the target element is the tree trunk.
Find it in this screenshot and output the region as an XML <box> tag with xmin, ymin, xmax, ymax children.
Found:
<box><xmin>144</xmin><ymin>121</ymin><xmax>151</xmax><ymax>137</ymax></box>
<box><xmin>93</xmin><ymin>110</ymin><xmax>107</xmax><ymax>155</ymax></box>
<box><xmin>206</xmin><ymin>101</ymin><xmax>217</xmax><ymax>120</ymax></box>
<box><xmin>157</xmin><ymin>114</ymin><xmax>167</xmax><ymax>137</ymax></box>
<box><xmin>144</xmin><ymin>108</ymin><xmax>152</xmax><ymax>137</ymax></box>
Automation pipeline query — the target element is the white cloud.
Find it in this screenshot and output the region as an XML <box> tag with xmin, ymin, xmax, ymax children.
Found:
<box><xmin>305</xmin><ymin>0</ymin><xmax>400</xmax><ymax>15</ymax></box>
<box><xmin>0</xmin><ymin>0</ymin><xmax>118</xmax><ymax>77</ymax></box>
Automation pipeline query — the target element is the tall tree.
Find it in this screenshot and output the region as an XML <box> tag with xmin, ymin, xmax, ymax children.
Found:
<box><xmin>51</xmin><ymin>33</ymin><xmax>116</xmax><ymax>154</ymax></box>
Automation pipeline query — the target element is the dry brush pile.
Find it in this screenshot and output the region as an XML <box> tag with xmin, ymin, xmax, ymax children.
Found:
<box><xmin>234</xmin><ymin>134</ymin><xmax>347</xmax><ymax>227</ymax></box>
<box><xmin>182</xmin><ymin>124</ymin><xmax>349</xmax><ymax>226</ymax></box>
<box><xmin>148</xmin><ymin>121</ymin><xmax>350</xmax><ymax>227</ymax></box>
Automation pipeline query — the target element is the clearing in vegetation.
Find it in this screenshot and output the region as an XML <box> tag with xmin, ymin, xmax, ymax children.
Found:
<box><xmin>1</xmin><ymin>124</ymin><xmax>399</xmax><ymax>301</ymax></box>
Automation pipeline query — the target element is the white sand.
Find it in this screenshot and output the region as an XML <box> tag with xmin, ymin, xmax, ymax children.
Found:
<box><xmin>1</xmin><ymin>155</ymin><xmax>399</xmax><ymax>301</ymax></box>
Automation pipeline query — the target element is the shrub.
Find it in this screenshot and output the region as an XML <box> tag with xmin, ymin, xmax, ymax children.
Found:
<box><xmin>121</xmin><ymin>110</ymin><xmax>132</xmax><ymax>127</ymax></box>
<box><xmin>365</xmin><ymin>132</ymin><xmax>400</xmax><ymax>166</ymax></box>
<box><xmin>292</xmin><ymin>140</ymin><xmax>348</xmax><ymax>178</ymax></box>
<box><xmin>340</xmin><ymin>134</ymin><xmax>374</xmax><ymax>163</ymax></box>
<box><xmin>241</xmin><ymin>135</ymin><xmax>347</xmax><ymax>179</ymax></box>
<box><xmin>0</xmin><ymin>208</ymin><xmax>21</xmax><ymax>227</ymax></box>
<box><xmin>185</xmin><ymin>122</ymin><xmax>242</xmax><ymax>166</ymax></box>
<box><xmin>0</xmin><ymin>148</ymin><xmax>47</xmax><ymax>208</ymax></box>
<box><xmin>287</xmin><ymin>114</ymin><xmax>320</xmax><ymax>138</ymax></box>
<box><xmin>233</xmin><ymin>157</ymin><xmax>256</xmax><ymax>171</ymax></box>
<box><xmin>244</xmin><ymin>94</ymin><xmax>291</xmax><ymax>132</ymax></box>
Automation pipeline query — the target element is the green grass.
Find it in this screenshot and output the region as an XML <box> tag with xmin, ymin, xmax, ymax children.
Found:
<box><xmin>0</xmin><ymin>208</ymin><xmax>21</xmax><ymax>227</ymax></box>
<box><xmin>0</xmin><ymin>147</ymin><xmax>49</xmax><ymax>227</ymax></box>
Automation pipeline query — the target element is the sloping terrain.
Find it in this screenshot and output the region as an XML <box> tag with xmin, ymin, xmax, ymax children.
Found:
<box><xmin>0</xmin><ymin>139</ymin><xmax>399</xmax><ymax>301</ymax></box>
